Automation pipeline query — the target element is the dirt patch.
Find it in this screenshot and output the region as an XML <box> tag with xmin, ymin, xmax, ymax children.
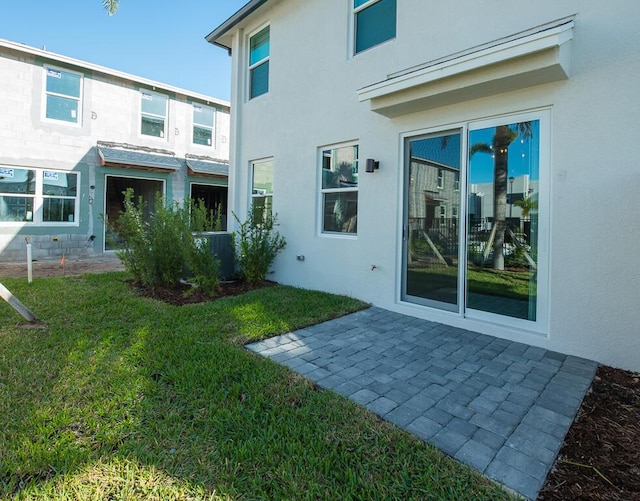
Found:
<box><xmin>538</xmin><ymin>365</ymin><xmax>640</xmax><ymax>500</ymax></box>
<box><xmin>0</xmin><ymin>256</ymin><xmax>125</xmax><ymax>279</ymax></box>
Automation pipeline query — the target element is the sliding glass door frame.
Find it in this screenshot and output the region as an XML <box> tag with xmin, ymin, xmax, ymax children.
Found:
<box><xmin>401</xmin><ymin>109</ymin><xmax>550</xmax><ymax>334</ymax></box>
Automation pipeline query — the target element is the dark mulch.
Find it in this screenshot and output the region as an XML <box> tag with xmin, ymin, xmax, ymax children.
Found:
<box><xmin>131</xmin><ymin>279</ymin><xmax>277</xmax><ymax>306</ymax></box>
<box><xmin>538</xmin><ymin>365</ymin><xmax>640</xmax><ymax>500</ymax></box>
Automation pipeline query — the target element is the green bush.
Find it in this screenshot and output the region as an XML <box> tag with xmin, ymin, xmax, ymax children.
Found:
<box><xmin>233</xmin><ymin>207</ymin><xmax>286</xmax><ymax>284</ymax></box>
<box><xmin>110</xmin><ymin>189</ymin><xmax>219</xmax><ymax>295</ymax></box>
<box><xmin>189</xmin><ymin>198</ymin><xmax>223</xmax><ymax>233</ymax></box>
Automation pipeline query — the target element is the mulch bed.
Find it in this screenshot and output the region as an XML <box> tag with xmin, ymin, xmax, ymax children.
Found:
<box><xmin>538</xmin><ymin>365</ymin><xmax>640</xmax><ymax>500</ymax></box>
<box><xmin>131</xmin><ymin>279</ymin><xmax>276</xmax><ymax>306</ymax></box>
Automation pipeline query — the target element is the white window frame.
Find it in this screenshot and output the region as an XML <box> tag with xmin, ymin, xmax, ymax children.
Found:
<box><xmin>399</xmin><ymin>108</ymin><xmax>551</xmax><ymax>334</ymax></box>
<box><xmin>0</xmin><ymin>166</ymin><xmax>80</xmax><ymax>226</ymax></box>
<box><xmin>352</xmin><ymin>0</ymin><xmax>397</xmax><ymax>56</ymax></box>
<box><xmin>318</xmin><ymin>141</ymin><xmax>359</xmax><ymax>238</ymax></box>
<box><xmin>438</xmin><ymin>204</ymin><xmax>446</xmax><ymax>222</ymax></box>
<box><xmin>250</xmin><ymin>157</ymin><xmax>274</xmax><ymax>220</ymax></box>
<box><xmin>464</xmin><ymin>110</ymin><xmax>550</xmax><ymax>333</ymax></box>
<box><xmin>140</xmin><ymin>89</ymin><xmax>168</xmax><ymax>139</ymax></box>
<box><xmin>42</xmin><ymin>65</ymin><xmax>83</xmax><ymax>126</ymax></box>
<box><xmin>192</xmin><ymin>103</ymin><xmax>215</xmax><ymax>147</ymax></box>
<box><xmin>437</xmin><ymin>168</ymin><xmax>444</xmax><ymax>189</ymax></box>
<box><xmin>248</xmin><ymin>24</ymin><xmax>270</xmax><ymax>100</ymax></box>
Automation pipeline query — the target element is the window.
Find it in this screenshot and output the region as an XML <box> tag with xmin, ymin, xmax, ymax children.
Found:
<box><xmin>354</xmin><ymin>0</ymin><xmax>397</xmax><ymax>54</ymax></box>
<box><xmin>44</xmin><ymin>66</ymin><xmax>82</xmax><ymax>124</ymax></box>
<box><xmin>251</xmin><ymin>158</ymin><xmax>273</xmax><ymax>220</ymax></box>
<box><xmin>437</xmin><ymin>168</ymin><xmax>444</xmax><ymax>189</ymax></box>
<box><xmin>249</xmin><ymin>26</ymin><xmax>270</xmax><ymax>99</ymax></box>
<box><xmin>438</xmin><ymin>205</ymin><xmax>447</xmax><ymax>225</ymax></box>
<box><xmin>140</xmin><ymin>90</ymin><xmax>168</xmax><ymax>138</ymax></box>
<box><xmin>0</xmin><ymin>167</ymin><xmax>78</xmax><ymax>224</ymax></box>
<box><xmin>321</xmin><ymin>144</ymin><xmax>358</xmax><ymax>234</ymax></box>
<box><xmin>193</xmin><ymin>104</ymin><xmax>215</xmax><ymax>146</ymax></box>
<box><xmin>453</xmin><ymin>172</ymin><xmax>460</xmax><ymax>191</ymax></box>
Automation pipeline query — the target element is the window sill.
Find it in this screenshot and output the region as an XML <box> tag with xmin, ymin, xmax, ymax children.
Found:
<box><xmin>42</xmin><ymin>118</ymin><xmax>82</xmax><ymax>128</ymax></box>
<box><xmin>319</xmin><ymin>232</ymin><xmax>358</xmax><ymax>240</ymax></box>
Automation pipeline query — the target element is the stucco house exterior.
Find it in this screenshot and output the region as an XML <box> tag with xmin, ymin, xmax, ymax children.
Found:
<box><xmin>207</xmin><ymin>1</ymin><xmax>640</xmax><ymax>372</ymax></box>
<box><xmin>0</xmin><ymin>39</ymin><xmax>230</xmax><ymax>262</ymax></box>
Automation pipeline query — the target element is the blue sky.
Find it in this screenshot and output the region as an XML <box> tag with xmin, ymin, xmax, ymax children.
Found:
<box><xmin>469</xmin><ymin>122</ymin><xmax>540</xmax><ymax>184</ymax></box>
<box><xmin>1</xmin><ymin>0</ymin><xmax>248</xmax><ymax>101</ymax></box>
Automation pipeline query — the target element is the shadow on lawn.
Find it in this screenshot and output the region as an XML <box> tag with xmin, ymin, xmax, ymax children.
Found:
<box><xmin>0</xmin><ymin>275</ymin><xmax>270</xmax><ymax>498</ymax></box>
<box><xmin>1</xmin><ymin>275</ymin><xmax>399</xmax><ymax>500</ymax></box>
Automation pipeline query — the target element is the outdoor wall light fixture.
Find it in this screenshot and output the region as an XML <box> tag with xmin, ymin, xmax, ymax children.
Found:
<box><xmin>365</xmin><ymin>158</ymin><xmax>380</xmax><ymax>173</ymax></box>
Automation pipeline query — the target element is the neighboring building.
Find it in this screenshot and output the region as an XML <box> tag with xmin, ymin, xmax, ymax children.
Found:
<box><xmin>0</xmin><ymin>39</ymin><xmax>230</xmax><ymax>261</ymax></box>
<box><xmin>207</xmin><ymin>1</ymin><xmax>640</xmax><ymax>372</ymax></box>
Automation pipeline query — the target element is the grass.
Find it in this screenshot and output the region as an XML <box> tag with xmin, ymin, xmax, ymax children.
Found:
<box><xmin>0</xmin><ymin>272</ymin><xmax>515</xmax><ymax>500</ymax></box>
<box><xmin>408</xmin><ymin>266</ymin><xmax>534</xmax><ymax>301</ymax></box>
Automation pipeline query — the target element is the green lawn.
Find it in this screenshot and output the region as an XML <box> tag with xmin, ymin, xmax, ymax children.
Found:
<box><xmin>0</xmin><ymin>273</ymin><xmax>515</xmax><ymax>500</ymax></box>
<box><xmin>408</xmin><ymin>266</ymin><xmax>534</xmax><ymax>301</ymax></box>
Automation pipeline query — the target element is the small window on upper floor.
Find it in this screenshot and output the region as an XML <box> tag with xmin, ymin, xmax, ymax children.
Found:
<box><xmin>249</xmin><ymin>25</ymin><xmax>270</xmax><ymax>99</ymax></box>
<box><xmin>193</xmin><ymin>103</ymin><xmax>215</xmax><ymax>146</ymax></box>
<box><xmin>354</xmin><ymin>0</ymin><xmax>397</xmax><ymax>54</ymax></box>
<box><xmin>44</xmin><ymin>66</ymin><xmax>82</xmax><ymax>124</ymax></box>
<box><xmin>140</xmin><ymin>90</ymin><xmax>168</xmax><ymax>138</ymax></box>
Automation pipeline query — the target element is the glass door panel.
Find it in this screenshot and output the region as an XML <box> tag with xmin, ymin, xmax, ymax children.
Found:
<box><xmin>466</xmin><ymin>120</ymin><xmax>540</xmax><ymax>320</ymax></box>
<box><xmin>404</xmin><ymin>132</ymin><xmax>462</xmax><ymax>310</ymax></box>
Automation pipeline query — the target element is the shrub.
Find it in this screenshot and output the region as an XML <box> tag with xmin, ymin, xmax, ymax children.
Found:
<box><xmin>233</xmin><ymin>207</ymin><xmax>286</xmax><ymax>284</ymax></box>
<box><xmin>110</xmin><ymin>189</ymin><xmax>219</xmax><ymax>295</ymax></box>
<box><xmin>189</xmin><ymin>198</ymin><xmax>223</xmax><ymax>233</ymax></box>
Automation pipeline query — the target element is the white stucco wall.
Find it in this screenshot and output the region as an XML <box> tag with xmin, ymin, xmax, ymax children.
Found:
<box><xmin>221</xmin><ymin>0</ymin><xmax>640</xmax><ymax>371</ymax></box>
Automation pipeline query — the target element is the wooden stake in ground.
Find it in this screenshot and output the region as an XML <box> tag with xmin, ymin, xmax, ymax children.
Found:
<box><xmin>0</xmin><ymin>282</ymin><xmax>37</xmax><ymax>322</ymax></box>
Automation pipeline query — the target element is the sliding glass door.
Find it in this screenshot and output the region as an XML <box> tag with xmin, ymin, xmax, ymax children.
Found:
<box><xmin>404</xmin><ymin>132</ymin><xmax>462</xmax><ymax>311</ymax></box>
<box><xmin>403</xmin><ymin>112</ymin><xmax>547</xmax><ymax>329</ymax></box>
<box><xmin>467</xmin><ymin>118</ymin><xmax>541</xmax><ymax>322</ymax></box>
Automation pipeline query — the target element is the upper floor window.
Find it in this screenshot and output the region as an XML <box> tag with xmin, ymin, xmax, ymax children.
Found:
<box><xmin>140</xmin><ymin>90</ymin><xmax>168</xmax><ymax>138</ymax></box>
<box><xmin>249</xmin><ymin>25</ymin><xmax>270</xmax><ymax>99</ymax></box>
<box><xmin>0</xmin><ymin>167</ymin><xmax>79</xmax><ymax>225</ymax></box>
<box><xmin>44</xmin><ymin>67</ymin><xmax>82</xmax><ymax>124</ymax></box>
<box><xmin>193</xmin><ymin>104</ymin><xmax>215</xmax><ymax>146</ymax></box>
<box><xmin>320</xmin><ymin>144</ymin><xmax>358</xmax><ymax>234</ymax></box>
<box><xmin>251</xmin><ymin>158</ymin><xmax>274</xmax><ymax>221</ymax></box>
<box><xmin>354</xmin><ymin>0</ymin><xmax>397</xmax><ymax>54</ymax></box>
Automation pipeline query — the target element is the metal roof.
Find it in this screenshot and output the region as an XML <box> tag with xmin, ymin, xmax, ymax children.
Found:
<box><xmin>97</xmin><ymin>147</ymin><xmax>182</xmax><ymax>172</ymax></box>
<box><xmin>185</xmin><ymin>159</ymin><xmax>229</xmax><ymax>177</ymax></box>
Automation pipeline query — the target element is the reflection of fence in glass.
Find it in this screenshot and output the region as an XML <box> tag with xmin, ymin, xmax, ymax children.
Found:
<box><xmin>467</xmin><ymin>217</ymin><xmax>536</xmax><ymax>267</ymax></box>
<box><xmin>408</xmin><ymin>217</ymin><xmax>458</xmax><ymax>264</ymax></box>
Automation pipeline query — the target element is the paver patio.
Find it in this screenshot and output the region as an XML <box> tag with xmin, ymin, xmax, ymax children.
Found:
<box><xmin>247</xmin><ymin>307</ymin><xmax>598</xmax><ymax>500</ymax></box>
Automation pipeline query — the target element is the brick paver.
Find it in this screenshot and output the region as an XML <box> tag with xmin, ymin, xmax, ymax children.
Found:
<box><xmin>247</xmin><ymin>307</ymin><xmax>597</xmax><ymax>500</ymax></box>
